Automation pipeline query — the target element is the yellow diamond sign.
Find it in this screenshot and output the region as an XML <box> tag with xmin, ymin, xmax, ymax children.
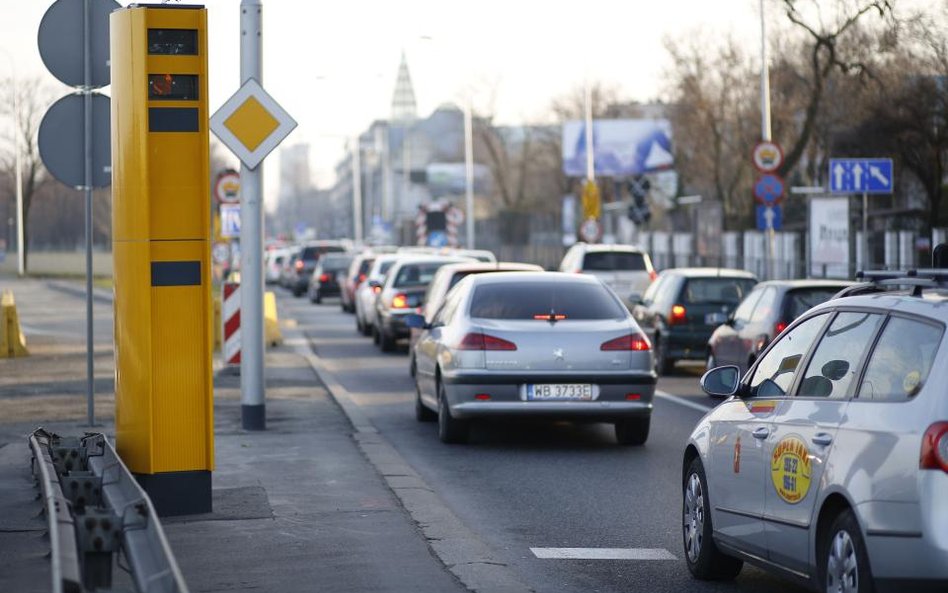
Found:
<box><xmin>210</xmin><ymin>78</ymin><xmax>296</xmax><ymax>169</ymax></box>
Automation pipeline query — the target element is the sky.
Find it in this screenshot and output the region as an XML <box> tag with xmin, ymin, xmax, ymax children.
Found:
<box><xmin>0</xmin><ymin>0</ymin><xmax>780</xmax><ymax>199</ymax></box>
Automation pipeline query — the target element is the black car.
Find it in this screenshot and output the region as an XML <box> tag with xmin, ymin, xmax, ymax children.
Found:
<box><xmin>632</xmin><ymin>268</ymin><xmax>758</xmax><ymax>374</ymax></box>
<box><xmin>308</xmin><ymin>254</ymin><xmax>353</xmax><ymax>304</ymax></box>
<box><xmin>290</xmin><ymin>241</ymin><xmax>347</xmax><ymax>297</ymax></box>
<box><xmin>706</xmin><ymin>279</ymin><xmax>853</xmax><ymax>376</ymax></box>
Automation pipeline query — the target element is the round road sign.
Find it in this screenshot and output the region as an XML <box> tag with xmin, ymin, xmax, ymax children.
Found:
<box><xmin>215</xmin><ymin>170</ymin><xmax>241</xmax><ymax>204</ymax></box>
<box><xmin>38</xmin><ymin>93</ymin><xmax>112</xmax><ymax>188</ymax></box>
<box><xmin>752</xmin><ymin>141</ymin><xmax>784</xmax><ymax>173</ymax></box>
<box><xmin>754</xmin><ymin>174</ymin><xmax>785</xmax><ymax>205</ymax></box>
<box><xmin>38</xmin><ymin>0</ymin><xmax>121</xmax><ymax>89</ymax></box>
<box><xmin>579</xmin><ymin>218</ymin><xmax>602</xmax><ymax>243</ymax></box>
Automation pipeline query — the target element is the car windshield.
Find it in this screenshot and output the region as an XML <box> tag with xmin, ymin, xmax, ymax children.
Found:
<box><xmin>785</xmin><ymin>288</ymin><xmax>842</xmax><ymax>320</ymax></box>
<box><xmin>394</xmin><ymin>262</ymin><xmax>451</xmax><ymax>288</ymax></box>
<box><xmin>683</xmin><ymin>278</ymin><xmax>756</xmax><ymax>305</ymax></box>
<box><xmin>582</xmin><ymin>251</ymin><xmax>647</xmax><ymax>271</ymax></box>
<box><xmin>469</xmin><ymin>281</ymin><xmax>627</xmax><ymax>320</ymax></box>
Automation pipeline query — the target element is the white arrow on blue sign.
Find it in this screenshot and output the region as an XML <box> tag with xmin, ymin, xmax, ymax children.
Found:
<box><xmin>221</xmin><ymin>204</ymin><xmax>241</xmax><ymax>238</ymax></box>
<box><xmin>829</xmin><ymin>158</ymin><xmax>893</xmax><ymax>194</ymax></box>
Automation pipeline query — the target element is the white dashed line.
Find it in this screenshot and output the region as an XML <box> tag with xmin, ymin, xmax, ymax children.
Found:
<box><xmin>654</xmin><ymin>390</ymin><xmax>715</xmax><ymax>414</ymax></box>
<box><xmin>530</xmin><ymin>548</ymin><xmax>677</xmax><ymax>560</ymax></box>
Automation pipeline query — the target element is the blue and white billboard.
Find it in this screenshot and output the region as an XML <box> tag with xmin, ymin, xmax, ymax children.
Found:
<box><xmin>562</xmin><ymin>119</ymin><xmax>674</xmax><ymax>178</ymax></box>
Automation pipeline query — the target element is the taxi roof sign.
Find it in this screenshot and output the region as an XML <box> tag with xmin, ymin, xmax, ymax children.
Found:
<box><xmin>210</xmin><ymin>78</ymin><xmax>296</xmax><ymax>170</ymax></box>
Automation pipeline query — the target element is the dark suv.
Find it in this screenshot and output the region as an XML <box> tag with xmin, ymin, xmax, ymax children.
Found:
<box><xmin>632</xmin><ymin>268</ymin><xmax>757</xmax><ymax>374</ymax></box>
<box><xmin>290</xmin><ymin>241</ymin><xmax>347</xmax><ymax>297</ymax></box>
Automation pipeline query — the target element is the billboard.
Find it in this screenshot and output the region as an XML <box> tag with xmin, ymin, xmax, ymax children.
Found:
<box><xmin>425</xmin><ymin>162</ymin><xmax>491</xmax><ymax>196</ymax></box>
<box><xmin>562</xmin><ymin>119</ymin><xmax>673</xmax><ymax>178</ymax></box>
<box><xmin>809</xmin><ymin>197</ymin><xmax>850</xmax><ymax>278</ymax></box>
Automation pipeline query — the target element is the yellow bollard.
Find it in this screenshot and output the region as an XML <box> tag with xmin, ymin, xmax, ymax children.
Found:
<box><xmin>264</xmin><ymin>291</ymin><xmax>283</xmax><ymax>347</ymax></box>
<box><xmin>1</xmin><ymin>290</ymin><xmax>29</xmax><ymax>358</ymax></box>
<box><xmin>213</xmin><ymin>298</ymin><xmax>222</xmax><ymax>352</ymax></box>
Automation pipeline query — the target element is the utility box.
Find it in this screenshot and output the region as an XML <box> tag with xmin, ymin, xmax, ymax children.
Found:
<box><xmin>110</xmin><ymin>4</ymin><xmax>213</xmax><ymax>516</ymax></box>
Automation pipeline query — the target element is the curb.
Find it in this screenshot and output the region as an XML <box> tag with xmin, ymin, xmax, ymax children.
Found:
<box><xmin>287</xmin><ymin>330</ymin><xmax>534</xmax><ymax>593</ymax></box>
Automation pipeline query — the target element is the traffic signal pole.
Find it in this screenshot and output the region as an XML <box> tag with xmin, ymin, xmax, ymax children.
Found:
<box><xmin>240</xmin><ymin>0</ymin><xmax>266</xmax><ymax>430</ymax></box>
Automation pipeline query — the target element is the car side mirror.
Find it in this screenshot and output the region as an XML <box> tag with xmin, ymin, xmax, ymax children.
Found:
<box><xmin>368</xmin><ymin>280</ymin><xmax>382</xmax><ymax>289</ymax></box>
<box><xmin>404</xmin><ymin>313</ymin><xmax>427</xmax><ymax>329</ymax></box>
<box><xmin>700</xmin><ymin>365</ymin><xmax>741</xmax><ymax>399</ymax></box>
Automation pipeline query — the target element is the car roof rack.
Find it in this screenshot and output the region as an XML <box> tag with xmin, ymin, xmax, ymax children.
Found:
<box><xmin>845</xmin><ymin>269</ymin><xmax>948</xmax><ymax>297</ymax></box>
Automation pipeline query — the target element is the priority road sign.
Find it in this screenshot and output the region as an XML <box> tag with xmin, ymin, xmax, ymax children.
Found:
<box><xmin>756</xmin><ymin>204</ymin><xmax>782</xmax><ymax>231</ymax></box>
<box><xmin>829</xmin><ymin>158</ymin><xmax>893</xmax><ymax>194</ymax></box>
<box><xmin>754</xmin><ymin>174</ymin><xmax>785</xmax><ymax>205</ymax></box>
<box><xmin>210</xmin><ymin>78</ymin><xmax>297</xmax><ymax>170</ymax></box>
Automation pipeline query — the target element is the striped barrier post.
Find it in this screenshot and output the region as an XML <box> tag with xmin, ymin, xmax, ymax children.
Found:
<box><xmin>222</xmin><ymin>282</ymin><xmax>241</xmax><ymax>366</ymax></box>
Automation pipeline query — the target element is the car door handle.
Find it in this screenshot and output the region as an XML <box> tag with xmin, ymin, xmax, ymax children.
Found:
<box><xmin>752</xmin><ymin>427</ymin><xmax>770</xmax><ymax>440</ymax></box>
<box><xmin>812</xmin><ymin>433</ymin><xmax>833</xmax><ymax>447</ymax></box>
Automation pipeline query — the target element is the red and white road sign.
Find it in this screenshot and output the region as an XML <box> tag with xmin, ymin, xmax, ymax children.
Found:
<box><xmin>752</xmin><ymin>141</ymin><xmax>784</xmax><ymax>173</ymax></box>
<box><xmin>223</xmin><ymin>282</ymin><xmax>241</xmax><ymax>365</ymax></box>
<box><xmin>214</xmin><ymin>169</ymin><xmax>241</xmax><ymax>204</ymax></box>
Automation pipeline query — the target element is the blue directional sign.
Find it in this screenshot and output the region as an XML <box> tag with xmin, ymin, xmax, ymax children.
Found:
<box><xmin>754</xmin><ymin>174</ymin><xmax>785</xmax><ymax>205</ymax></box>
<box><xmin>221</xmin><ymin>204</ymin><xmax>241</xmax><ymax>238</ymax></box>
<box><xmin>829</xmin><ymin>158</ymin><xmax>893</xmax><ymax>194</ymax></box>
<box><xmin>756</xmin><ymin>204</ymin><xmax>782</xmax><ymax>231</ymax></box>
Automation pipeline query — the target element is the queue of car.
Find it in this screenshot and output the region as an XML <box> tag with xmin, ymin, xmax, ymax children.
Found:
<box><xmin>277</xmin><ymin>239</ymin><xmax>947</xmax><ymax>592</ymax></box>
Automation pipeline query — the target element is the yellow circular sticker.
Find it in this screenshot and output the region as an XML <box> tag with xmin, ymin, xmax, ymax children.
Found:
<box><xmin>771</xmin><ymin>435</ymin><xmax>812</xmax><ymax>504</ymax></box>
<box><xmin>903</xmin><ymin>371</ymin><xmax>921</xmax><ymax>396</ymax></box>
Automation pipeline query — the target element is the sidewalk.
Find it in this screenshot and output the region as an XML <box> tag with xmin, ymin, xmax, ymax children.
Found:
<box><xmin>0</xmin><ymin>277</ymin><xmax>468</xmax><ymax>593</ymax></box>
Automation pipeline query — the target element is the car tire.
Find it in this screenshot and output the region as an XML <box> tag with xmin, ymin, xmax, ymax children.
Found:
<box><xmin>309</xmin><ymin>289</ymin><xmax>318</xmax><ymax>304</ymax></box>
<box><xmin>683</xmin><ymin>457</ymin><xmax>743</xmax><ymax>581</ymax></box>
<box><xmin>819</xmin><ymin>509</ymin><xmax>873</xmax><ymax>593</ymax></box>
<box><xmin>293</xmin><ymin>286</ymin><xmax>304</xmax><ymax>298</ymax></box>
<box><xmin>414</xmin><ymin>378</ymin><xmax>436</xmax><ymax>422</ymax></box>
<box><xmin>615</xmin><ymin>417</ymin><xmax>650</xmax><ymax>445</ymax></box>
<box><xmin>361</xmin><ymin>320</ymin><xmax>372</xmax><ymax>337</ymax></box>
<box><xmin>654</xmin><ymin>337</ymin><xmax>675</xmax><ymax>376</ymax></box>
<box><xmin>437</xmin><ymin>382</ymin><xmax>468</xmax><ymax>444</ymax></box>
<box><xmin>379</xmin><ymin>328</ymin><xmax>395</xmax><ymax>352</ymax></box>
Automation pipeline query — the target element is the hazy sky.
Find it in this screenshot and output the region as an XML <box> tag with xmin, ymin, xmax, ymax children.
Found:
<box><xmin>0</xmin><ymin>0</ymin><xmax>772</xmax><ymax>196</ymax></box>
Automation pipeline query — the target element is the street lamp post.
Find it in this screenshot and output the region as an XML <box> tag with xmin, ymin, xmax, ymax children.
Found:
<box><xmin>759</xmin><ymin>0</ymin><xmax>776</xmax><ymax>279</ymax></box>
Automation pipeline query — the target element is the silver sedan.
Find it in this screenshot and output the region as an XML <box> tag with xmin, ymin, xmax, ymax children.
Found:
<box><xmin>406</xmin><ymin>272</ymin><xmax>656</xmax><ymax>444</ymax></box>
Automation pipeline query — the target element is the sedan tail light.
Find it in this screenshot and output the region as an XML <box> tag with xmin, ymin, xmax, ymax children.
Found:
<box><xmin>669</xmin><ymin>304</ymin><xmax>687</xmax><ymax>325</ymax></box>
<box><xmin>601</xmin><ymin>333</ymin><xmax>651</xmax><ymax>351</ymax></box>
<box><xmin>920</xmin><ymin>422</ymin><xmax>948</xmax><ymax>473</ymax></box>
<box><xmin>294</xmin><ymin>259</ymin><xmax>304</xmax><ymax>271</ymax></box>
<box><xmin>774</xmin><ymin>321</ymin><xmax>788</xmax><ymax>335</ymax></box>
<box><xmin>649</xmin><ymin>270</ymin><xmax>658</xmax><ymax>282</ymax></box>
<box><xmin>391</xmin><ymin>293</ymin><xmax>409</xmax><ymax>309</ymax></box>
<box><xmin>372</xmin><ymin>285</ymin><xmax>381</xmax><ymax>294</ymax></box>
<box><xmin>456</xmin><ymin>332</ymin><xmax>517</xmax><ymax>351</ymax></box>
<box><xmin>319</xmin><ymin>273</ymin><xmax>330</xmax><ymax>283</ymax></box>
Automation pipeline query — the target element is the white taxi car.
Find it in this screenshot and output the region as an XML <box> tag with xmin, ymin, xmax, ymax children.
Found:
<box><xmin>682</xmin><ymin>269</ymin><xmax>948</xmax><ymax>593</ymax></box>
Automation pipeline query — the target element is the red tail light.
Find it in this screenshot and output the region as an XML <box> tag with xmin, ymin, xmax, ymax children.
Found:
<box><xmin>649</xmin><ymin>270</ymin><xmax>658</xmax><ymax>282</ymax></box>
<box><xmin>358</xmin><ymin>273</ymin><xmax>366</xmax><ymax>283</ymax></box>
<box><xmin>294</xmin><ymin>260</ymin><xmax>304</xmax><ymax>271</ymax></box>
<box><xmin>601</xmin><ymin>333</ymin><xmax>651</xmax><ymax>351</ymax></box>
<box><xmin>455</xmin><ymin>332</ymin><xmax>517</xmax><ymax>351</ymax></box>
<box><xmin>474</xmin><ymin>393</ymin><xmax>491</xmax><ymax>401</ymax></box>
<box><xmin>319</xmin><ymin>273</ymin><xmax>330</xmax><ymax>283</ymax></box>
<box><xmin>774</xmin><ymin>321</ymin><xmax>788</xmax><ymax>335</ymax></box>
<box><xmin>391</xmin><ymin>293</ymin><xmax>409</xmax><ymax>309</ymax></box>
<box><xmin>670</xmin><ymin>304</ymin><xmax>687</xmax><ymax>325</ymax></box>
<box><xmin>920</xmin><ymin>422</ymin><xmax>948</xmax><ymax>472</ymax></box>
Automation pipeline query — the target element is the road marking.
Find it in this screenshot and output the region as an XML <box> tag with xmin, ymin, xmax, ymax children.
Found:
<box><xmin>654</xmin><ymin>390</ymin><xmax>714</xmax><ymax>414</ymax></box>
<box><xmin>530</xmin><ymin>548</ymin><xmax>676</xmax><ymax>560</ymax></box>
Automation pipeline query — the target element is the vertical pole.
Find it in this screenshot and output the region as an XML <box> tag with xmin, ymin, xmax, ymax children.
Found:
<box><xmin>240</xmin><ymin>0</ymin><xmax>265</xmax><ymax>430</ymax></box>
<box><xmin>83</xmin><ymin>0</ymin><xmax>95</xmax><ymax>426</ymax></box>
<box><xmin>352</xmin><ymin>136</ymin><xmax>363</xmax><ymax>243</ymax></box>
<box><xmin>862</xmin><ymin>191</ymin><xmax>869</xmax><ymax>269</ymax></box>
<box><xmin>584</xmin><ymin>80</ymin><xmax>594</xmax><ymax>182</ymax></box>
<box><xmin>759</xmin><ymin>0</ymin><xmax>775</xmax><ymax>279</ymax></box>
<box><xmin>11</xmin><ymin>61</ymin><xmax>23</xmax><ymax>277</ymax></box>
<box><xmin>382</xmin><ymin>126</ymin><xmax>392</xmax><ymax>223</ymax></box>
<box><xmin>463</xmin><ymin>99</ymin><xmax>475</xmax><ymax>249</ymax></box>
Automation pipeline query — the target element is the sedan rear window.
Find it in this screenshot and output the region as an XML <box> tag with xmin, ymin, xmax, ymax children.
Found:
<box><xmin>469</xmin><ymin>281</ymin><xmax>627</xmax><ymax>320</ymax></box>
<box><xmin>300</xmin><ymin>245</ymin><xmax>345</xmax><ymax>260</ymax></box>
<box><xmin>582</xmin><ymin>252</ymin><xmax>647</xmax><ymax>271</ymax></box>
<box><xmin>784</xmin><ymin>288</ymin><xmax>841</xmax><ymax>321</ymax></box>
<box><xmin>682</xmin><ymin>278</ymin><xmax>756</xmax><ymax>305</ymax></box>
<box><xmin>394</xmin><ymin>263</ymin><xmax>450</xmax><ymax>288</ymax></box>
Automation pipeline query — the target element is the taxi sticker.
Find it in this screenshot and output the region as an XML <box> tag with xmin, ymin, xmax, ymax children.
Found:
<box><xmin>748</xmin><ymin>400</ymin><xmax>777</xmax><ymax>415</ymax></box>
<box><xmin>903</xmin><ymin>371</ymin><xmax>921</xmax><ymax>396</ymax></box>
<box><xmin>770</xmin><ymin>435</ymin><xmax>812</xmax><ymax>504</ymax></box>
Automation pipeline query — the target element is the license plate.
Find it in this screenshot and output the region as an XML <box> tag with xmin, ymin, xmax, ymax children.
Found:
<box><xmin>705</xmin><ymin>312</ymin><xmax>728</xmax><ymax>325</ymax></box>
<box><xmin>526</xmin><ymin>384</ymin><xmax>593</xmax><ymax>400</ymax></box>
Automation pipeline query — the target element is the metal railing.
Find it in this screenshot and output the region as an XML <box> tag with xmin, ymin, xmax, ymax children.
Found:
<box><xmin>30</xmin><ymin>429</ymin><xmax>189</xmax><ymax>593</ymax></box>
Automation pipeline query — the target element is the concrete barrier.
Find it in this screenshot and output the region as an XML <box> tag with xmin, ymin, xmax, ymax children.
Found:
<box><xmin>1</xmin><ymin>290</ymin><xmax>29</xmax><ymax>357</ymax></box>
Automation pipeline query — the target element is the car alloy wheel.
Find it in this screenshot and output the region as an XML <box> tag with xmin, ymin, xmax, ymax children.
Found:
<box><xmin>682</xmin><ymin>458</ymin><xmax>742</xmax><ymax>580</ymax></box>
<box><xmin>821</xmin><ymin>510</ymin><xmax>871</xmax><ymax>593</ymax></box>
<box><xmin>683</xmin><ymin>472</ymin><xmax>704</xmax><ymax>564</ymax></box>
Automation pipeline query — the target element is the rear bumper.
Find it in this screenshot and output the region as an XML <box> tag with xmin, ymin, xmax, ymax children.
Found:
<box><xmin>441</xmin><ymin>370</ymin><xmax>656</xmax><ymax>421</ymax></box>
<box><xmin>381</xmin><ymin>310</ymin><xmax>413</xmax><ymax>338</ymax></box>
<box><xmin>664</xmin><ymin>329</ymin><xmax>713</xmax><ymax>360</ymax></box>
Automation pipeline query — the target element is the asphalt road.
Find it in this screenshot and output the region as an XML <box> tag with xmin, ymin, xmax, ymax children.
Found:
<box><xmin>280</xmin><ymin>291</ymin><xmax>810</xmax><ymax>593</ymax></box>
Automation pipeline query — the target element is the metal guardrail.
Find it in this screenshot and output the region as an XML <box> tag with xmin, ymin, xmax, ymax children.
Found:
<box><xmin>30</xmin><ymin>429</ymin><xmax>189</xmax><ymax>593</ymax></box>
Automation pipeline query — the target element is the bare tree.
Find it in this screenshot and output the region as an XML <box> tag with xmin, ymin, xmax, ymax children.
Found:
<box><xmin>0</xmin><ymin>77</ymin><xmax>55</xmax><ymax>270</ymax></box>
